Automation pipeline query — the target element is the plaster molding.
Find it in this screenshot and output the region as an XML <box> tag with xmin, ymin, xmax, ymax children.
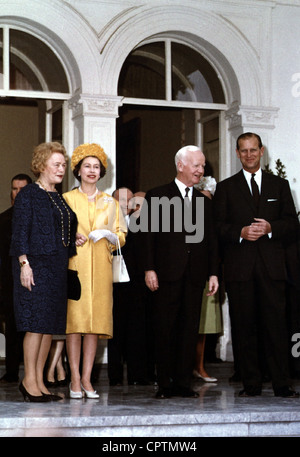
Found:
<box><xmin>225</xmin><ymin>103</ymin><xmax>279</xmax><ymax>131</ymax></box>
<box><xmin>239</xmin><ymin>106</ymin><xmax>279</xmax><ymax>130</ymax></box>
<box><xmin>69</xmin><ymin>93</ymin><xmax>123</xmax><ymax>119</ymax></box>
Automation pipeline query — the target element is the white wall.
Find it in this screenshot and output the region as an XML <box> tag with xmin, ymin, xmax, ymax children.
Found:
<box><xmin>271</xmin><ymin>4</ymin><xmax>300</xmax><ymax>211</ymax></box>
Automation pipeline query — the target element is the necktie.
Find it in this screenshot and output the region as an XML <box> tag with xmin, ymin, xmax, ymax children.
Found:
<box><xmin>184</xmin><ymin>187</ymin><xmax>190</xmax><ymax>206</ymax></box>
<box><xmin>251</xmin><ymin>173</ymin><xmax>260</xmax><ymax>207</ymax></box>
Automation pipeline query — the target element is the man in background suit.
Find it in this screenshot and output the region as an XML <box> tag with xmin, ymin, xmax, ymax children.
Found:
<box><xmin>108</xmin><ymin>188</ymin><xmax>151</xmax><ymax>386</ymax></box>
<box><xmin>214</xmin><ymin>132</ymin><xmax>299</xmax><ymax>398</ymax></box>
<box><xmin>0</xmin><ymin>173</ymin><xmax>32</xmax><ymax>382</ymax></box>
<box><xmin>139</xmin><ymin>145</ymin><xmax>219</xmax><ymax>398</ymax></box>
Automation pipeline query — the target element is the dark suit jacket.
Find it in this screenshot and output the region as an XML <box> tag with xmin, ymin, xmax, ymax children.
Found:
<box><xmin>0</xmin><ymin>206</ymin><xmax>14</xmax><ymax>302</ymax></box>
<box><xmin>213</xmin><ymin>169</ymin><xmax>299</xmax><ymax>282</ymax></box>
<box><xmin>139</xmin><ymin>180</ymin><xmax>219</xmax><ymax>285</ymax></box>
<box><xmin>9</xmin><ymin>183</ymin><xmax>77</xmax><ymax>259</ymax></box>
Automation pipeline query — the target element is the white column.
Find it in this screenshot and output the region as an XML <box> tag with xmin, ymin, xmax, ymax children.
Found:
<box><xmin>68</xmin><ymin>93</ymin><xmax>123</xmax><ymax>194</ymax></box>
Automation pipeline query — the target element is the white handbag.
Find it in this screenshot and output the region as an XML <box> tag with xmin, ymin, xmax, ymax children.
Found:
<box><xmin>112</xmin><ymin>238</ymin><xmax>130</xmax><ymax>283</ymax></box>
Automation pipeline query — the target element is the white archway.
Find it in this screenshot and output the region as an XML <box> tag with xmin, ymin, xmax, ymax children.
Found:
<box><xmin>99</xmin><ymin>5</ymin><xmax>262</xmax><ymax>107</ymax></box>
<box><xmin>0</xmin><ymin>0</ymin><xmax>101</xmax><ymax>95</ymax></box>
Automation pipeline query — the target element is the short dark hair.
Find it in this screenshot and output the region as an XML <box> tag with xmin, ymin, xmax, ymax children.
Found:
<box><xmin>11</xmin><ymin>174</ymin><xmax>32</xmax><ymax>184</ymax></box>
<box><xmin>236</xmin><ymin>132</ymin><xmax>263</xmax><ymax>150</ymax></box>
<box><xmin>73</xmin><ymin>157</ymin><xmax>106</xmax><ymax>182</ymax></box>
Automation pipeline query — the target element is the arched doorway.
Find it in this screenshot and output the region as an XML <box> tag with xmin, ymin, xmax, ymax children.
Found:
<box><xmin>0</xmin><ymin>25</ymin><xmax>71</xmax><ymax>211</ymax></box>
<box><xmin>117</xmin><ymin>39</ymin><xmax>226</xmax><ymax>193</ymax></box>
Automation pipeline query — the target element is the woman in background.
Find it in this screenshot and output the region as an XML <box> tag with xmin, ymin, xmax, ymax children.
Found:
<box><xmin>64</xmin><ymin>143</ymin><xmax>127</xmax><ymax>399</ymax></box>
<box><xmin>193</xmin><ymin>176</ymin><xmax>222</xmax><ymax>383</ymax></box>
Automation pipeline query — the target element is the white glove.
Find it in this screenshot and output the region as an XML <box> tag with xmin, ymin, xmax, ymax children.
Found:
<box><xmin>105</xmin><ymin>231</ymin><xmax>118</xmax><ymax>245</ymax></box>
<box><xmin>88</xmin><ymin>229</ymin><xmax>118</xmax><ymax>245</ymax></box>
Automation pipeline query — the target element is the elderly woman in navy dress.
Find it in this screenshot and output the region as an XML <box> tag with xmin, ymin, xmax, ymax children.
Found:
<box><xmin>10</xmin><ymin>142</ymin><xmax>77</xmax><ymax>402</ymax></box>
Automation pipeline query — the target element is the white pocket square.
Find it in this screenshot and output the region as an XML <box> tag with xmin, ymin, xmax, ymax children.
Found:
<box><xmin>267</xmin><ymin>198</ymin><xmax>277</xmax><ymax>202</ymax></box>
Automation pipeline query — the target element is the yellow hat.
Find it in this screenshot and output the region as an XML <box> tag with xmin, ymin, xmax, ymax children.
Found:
<box><xmin>70</xmin><ymin>143</ymin><xmax>108</xmax><ymax>170</ymax></box>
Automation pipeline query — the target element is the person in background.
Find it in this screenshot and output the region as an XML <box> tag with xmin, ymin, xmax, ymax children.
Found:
<box><xmin>10</xmin><ymin>143</ymin><xmax>77</xmax><ymax>402</ymax></box>
<box><xmin>64</xmin><ymin>143</ymin><xmax>127</xmax><ymax>399</ymax></box>
<box><xmin>193</xmin><ymin>175</ymin><xmax>222</xmax><ymax>383</ymax></box>
<box><xmin>108</xmin><ymin>188</ymin><xmax>150</xmax><ymax>386</ymax></box>
<box><xmin>0</xmin><ymin>174</ymin><xmax>32</xmax><ymax>383</ymax></box>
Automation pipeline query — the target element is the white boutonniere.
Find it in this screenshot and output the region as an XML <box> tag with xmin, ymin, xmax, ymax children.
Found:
<box><xmin>196</xmin><ymin>176</ymin><xmax>217</xmax><ymax>195</ymax></box>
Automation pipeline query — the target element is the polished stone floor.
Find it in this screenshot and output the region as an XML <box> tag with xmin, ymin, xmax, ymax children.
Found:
<box><xmin>0</xmin><ymin>361</ymin><xmax>300</xmax><ymax>438</ymax></box>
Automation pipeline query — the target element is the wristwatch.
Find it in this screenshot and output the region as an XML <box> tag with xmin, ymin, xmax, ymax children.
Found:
<box><xmin>19</xmin><ymin>259</ymin><xmax>30</xmax><ymax>267</ymax></box>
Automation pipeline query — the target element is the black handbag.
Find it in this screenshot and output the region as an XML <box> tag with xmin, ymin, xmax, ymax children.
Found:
<box><xmin>67</xmin><ymin>269</ymin><xmax>81</xmax><ymax>301</ymax></box>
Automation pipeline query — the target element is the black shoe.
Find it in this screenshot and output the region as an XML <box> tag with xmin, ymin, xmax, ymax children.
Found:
<box><xmin>0</xmin><ymin>373</ymin><xmax>19</xmax><ymax>383</ymax></box>
<box><xmin>109</xmin><ymin>380</ymin><xmax>123</xmax><ymax>386</ymax></box>
<box><xmin>19</xmin><ymin>383</ymin><xmax>51</xmax><ymax>403</ymax></box>
<box><xmin>43</xmin><ymin>393</ymin><xmax>63</xmax><ymax>401</ymax></box>
<box><xmin>229</xmin><ymin>372</ymin><xmax>241</xmax><ymax>383</ymax></box>
<box><xmin>45</xmin><ymin>380</ymin><xmax>57</xmax><ymax>388</ymax></box>
<box><xmin>172</xmin><ymin>386</ymin><xmax>199</xmax><ymax>398</ymax></box>
<box><xmin>128</xmin><ymin>380</ymin><xmax>150</xmax><ymax>386</ymax></box>
<box><xmin>274</xmin><ymin>386</ymin><xmax>300</xmax><ymax>398</ymax></box>
<box><xmin>238</xmin><ymin>386</ymin><xmax>261</xmax><ymax>397</ymax></box>
<box><xmin>56</xmin><ymin>378</ymin><xmax>68</xmax><ymax>387</ymax></box>
<box><xmin>155</xmin><ymin>388</ymin><xmax>172</xmax><ymax>399</ymax></box>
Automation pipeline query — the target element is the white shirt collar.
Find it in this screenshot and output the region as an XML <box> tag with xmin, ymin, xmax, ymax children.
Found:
<box><xmin>175</xmin><ymin>178</ymin><xmax>193</xmax><ymax>199</ymax></box>
<box><xmin>242</xmin><ymin>167</ymin><xmax>262</xmax><ymax>192</ymax></box>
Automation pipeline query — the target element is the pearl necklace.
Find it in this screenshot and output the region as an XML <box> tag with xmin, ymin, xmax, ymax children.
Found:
<box><xmin>79</xmin><ymin>186</ymin><xmax>98</xmax><ymax>201</ymax></box>
<box><xmin>37</xmin><ymin>180</ymin><xmax>71</xmax><ymax>247</ymax></box>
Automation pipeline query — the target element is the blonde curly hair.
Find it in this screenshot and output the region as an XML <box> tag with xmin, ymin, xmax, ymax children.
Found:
<box><xmin>31</xmin><ymin>142</ymin><xmax>68</xmax><ymax>177</ymax></box>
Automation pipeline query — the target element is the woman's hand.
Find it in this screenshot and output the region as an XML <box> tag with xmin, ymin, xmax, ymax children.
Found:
<box><xmin>20</xmin><ymin>264</ymin><xmax>35</xmax><ymax>291</ymax></box>
<box><xmin>88</xmin><ymin>229</ymin><xmax>118</xmax><ymax>245</ymax></box>
<box><xmin>76</xmin><ymin>232</ymin><xmax>87</xmax><ymax>246</ymax></box>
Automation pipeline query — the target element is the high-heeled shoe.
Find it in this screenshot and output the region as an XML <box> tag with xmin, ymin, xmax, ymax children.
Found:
<box><xmin>42</xmin><ymin>393</ymin><xmax>63</xmax><ymax>401</ymax></box>
<box><xmin>69</xmin><ymin>383</ymin><xmax>83</xmax><ymax>399</ymax></box>
<box><xmin>19</xmin><ymin>382</ymin><xmax>51</xmax><ymax>403</ymax></box>
<box><xmin>192</xmin><ymin>370</ymin><xmax>217</xmax><ymax>383</ymax></box>
<box><xmin>81</xmin><ymin>383</ymin><xmax>99</xmax><ymax>399</ymax></box>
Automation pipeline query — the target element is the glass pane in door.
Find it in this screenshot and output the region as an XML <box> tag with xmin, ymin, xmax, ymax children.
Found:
<box><xmin>171</xmin><ymin>42</ymin><xmax>225</xmax><ymax>103</ymax></box>
<box><xmin>9</xmin><ymin>29</ymin><xmax>69</xmax><ymax>92</ymax></box>
<box><xmin>118</xmin><ymin>42</ymin><xmax>165</xmax><ymax>99</ymax></box>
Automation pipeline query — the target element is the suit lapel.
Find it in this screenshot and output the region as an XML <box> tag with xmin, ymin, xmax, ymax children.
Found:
<box><xmin>169</xmin><ymin>180</ymin><xmax>183</xmax><ymax>199</ymax></box>
<box><xmin>260</xmin><ymin>170</ymin><xmax>272</xmax><ymax>200</ymax></box>
<box><xmin>258</xmin><ymin>171</ymin><xmax>275</xmax><ymax>213</ymax></box>
<box><xmin>235</xmin><ymin>170</ymin><xmax>257</xmax><ymax>212</ymax></box>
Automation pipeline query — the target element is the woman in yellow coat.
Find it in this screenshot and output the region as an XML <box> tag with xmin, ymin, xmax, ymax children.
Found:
<box><xmin>63</xmin><ymin>143</ymin><xmax>127</xmax><ymax>399</ymax></box>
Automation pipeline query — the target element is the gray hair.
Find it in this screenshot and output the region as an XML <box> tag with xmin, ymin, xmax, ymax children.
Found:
<box><xmin>175</xmin><ymin>145</ymin><xmax>201</xmax><ymax>169</ymax></box>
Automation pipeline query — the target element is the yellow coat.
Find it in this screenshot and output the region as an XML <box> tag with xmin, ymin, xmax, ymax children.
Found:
<box><xmin>63</xmin><ymin>189</ymin><xmax>127</xmax><ymax>338</ymax></box>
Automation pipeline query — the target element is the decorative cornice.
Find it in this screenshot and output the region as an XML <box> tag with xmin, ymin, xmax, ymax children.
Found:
<box><xmin>225</xmin><ymin>103</ymin><xmax>279</xmax><ymax>130</ymax></box>
<box><xmin>239</xmin><ymin>105</ymin><xmax>279</xmax><ymax>130</ymax></box>
<box><xmin>68</xmin><ymin>94</ymin><xmax>123</xmax><ymax>119</ymax></box>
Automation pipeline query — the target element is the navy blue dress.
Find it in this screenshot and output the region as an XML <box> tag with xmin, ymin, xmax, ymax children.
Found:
<box><xmin>10</xmin><ymin>183</ymin><xmax>77</xmax><ymax>334</ymax></box>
